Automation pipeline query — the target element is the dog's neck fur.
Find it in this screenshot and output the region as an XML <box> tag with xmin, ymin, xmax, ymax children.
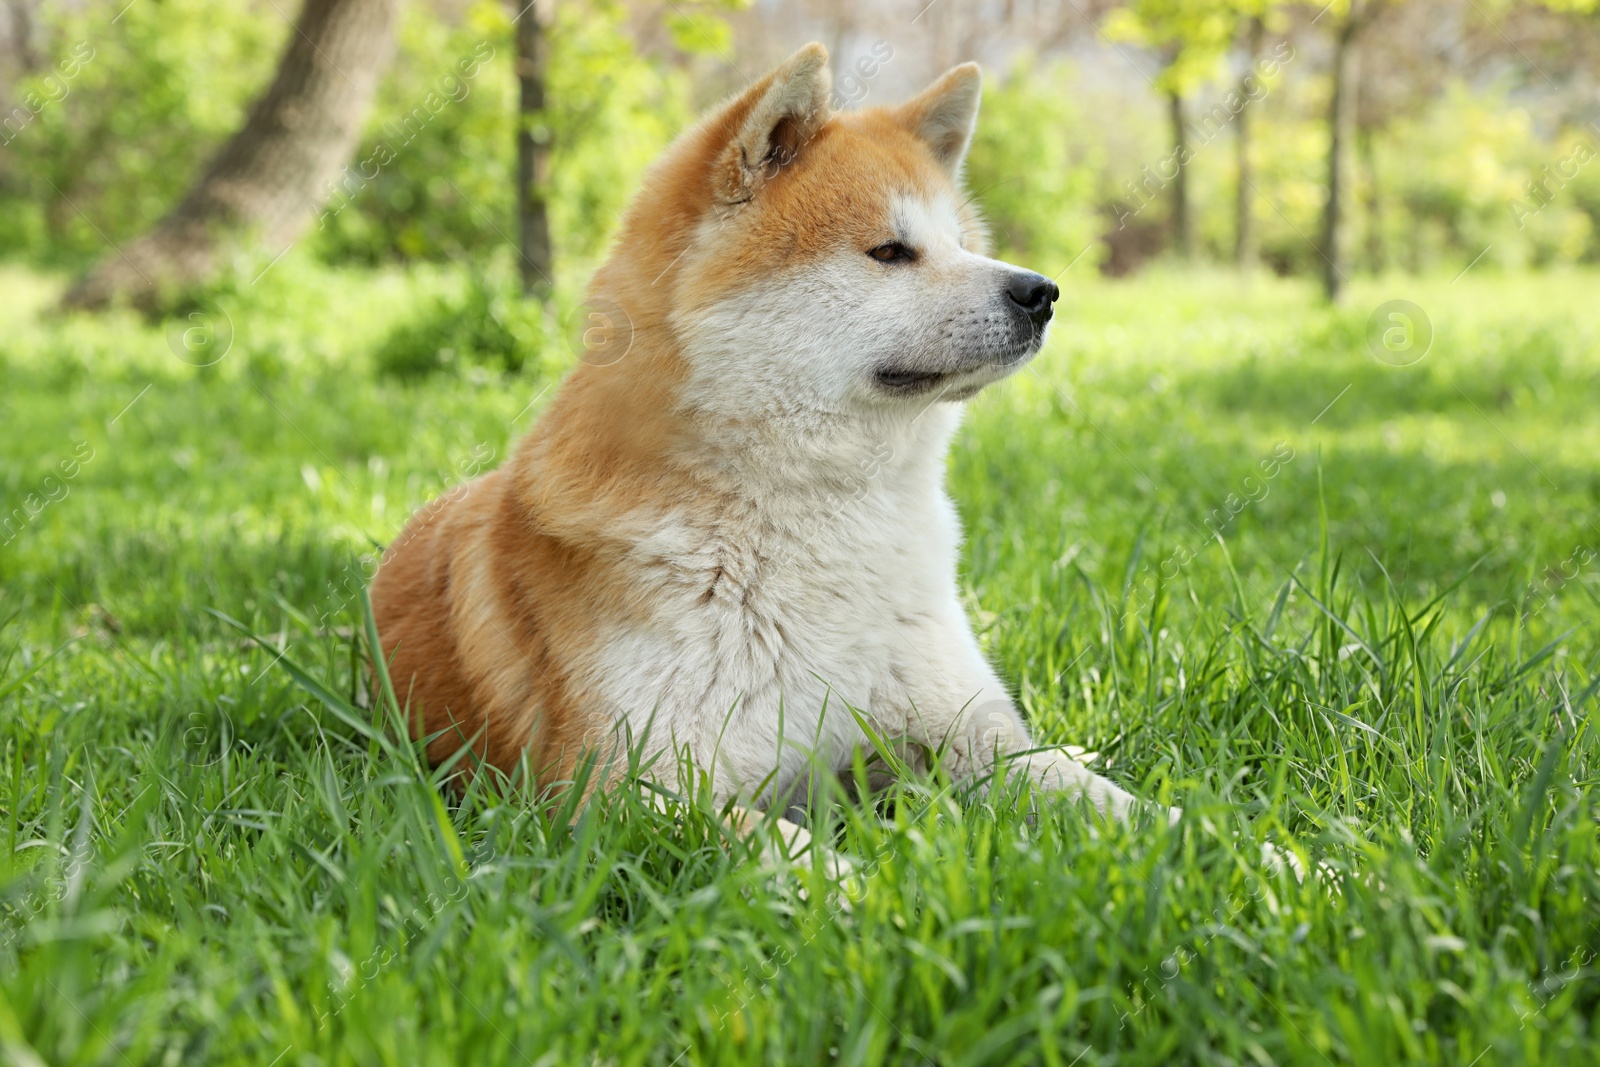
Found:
<box><xmin>519</xmin><ymin>330</ymin><xmax>960</xmax><ymax>552</ymax></box>
<box><xmin>679</xmin><ymin>401</ymin><xmax>960</xmax><ymax>497</ymax></box>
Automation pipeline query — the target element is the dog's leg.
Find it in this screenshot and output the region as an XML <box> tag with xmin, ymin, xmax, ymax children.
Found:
<box><xmin>938</xmin><ymin>698</ymin><xmax>1315</xmax><ymax>879</ymax></box>
<box><xmin>943</xmin><ymin>697</ymin><xmax>1170</xmax><ymax>824</ymax></box>
<box><xmin>723</xmin><ymin>803</ymin><xmax>814</xmax><ymax>856</ymax></box>
<box><xmin>886</xmin><ymin>612</ymin><xmax>1174</xmax><ymax>825</ymax></box>
<box><xmin>635</xmin><ymin>783</ymin><xmax>849</xmax><ymax>877</ymax></box>
<box><xmin>723</xmin><ymin>805</ymin><xmax>855</xmax><ymax>881</ymax></box>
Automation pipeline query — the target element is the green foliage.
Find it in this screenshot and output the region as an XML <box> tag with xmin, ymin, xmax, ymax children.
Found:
<box><xmin>966</xmin><ymin>61</ymin><xmax>1104</xmax><ymax>269</ymax></box>
<box><xmin>305</xmin><ymin>3</ymin><xmax>511</xmax><ymax>267</ymax></box>
<box><xmin>1102</xmin><ymin>0</ymin><xmax>1248</xmax><ymax>94</ymax></box>
<box><xmin>0</xmin><ymin>0</ymin><xmax>694</xmax><ymax>281</ymax></box>
<box><xmin>4</xmin><ymin>0</ymin><xmax>1600</xmax><ymax>285</ymax></box>
<box><xmin>3</xmin><ymin>262</ymin><xmax>1600</xmax><ymax>1062</ymax></box>
<box><xmin>1241</xmin><ymin>113</ymin><xmax>1324</xmax><ymax>273</ymax></box>
<box><xmin>1376</xmin><ymin>83</ymin><xmax>1600</xmax><ymax>270</ymax></box>
<box><xmin>0</xmin><ymin>0</ymin><xmax>282</xmax><ymax>265</ymax></box>
<box><xmin>373</xmin><ymin>274</ymin><xmax>548</xmax><ymax>380</ymax></box>
<box><xmin>312</xmin><ymin>0</ymin><xmax>693</xmax><ymax>273</ymax></box>
<box><xmin>1114</xmin><ymin>63</ymin><xmax>1600</xmax><ymax>275</ymax></box>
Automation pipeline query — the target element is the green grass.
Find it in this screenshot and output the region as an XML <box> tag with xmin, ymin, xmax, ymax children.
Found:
<box><xmin>2</xmin><ymin>258</ymin><xmax>1598</xmax><ymax>1065</ymax></box>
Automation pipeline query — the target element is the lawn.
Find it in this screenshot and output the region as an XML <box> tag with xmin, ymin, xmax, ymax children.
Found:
<box><xmin>2</xmin><ymin>260</ymin><xmax>1597</xmax><ymax>1065</ymax></box>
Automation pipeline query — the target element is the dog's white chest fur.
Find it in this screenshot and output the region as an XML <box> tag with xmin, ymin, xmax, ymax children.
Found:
<box><xmin>586</xmin><ymin>406</ymin><xmax>1002</xmax><ymax>803</ymax></box>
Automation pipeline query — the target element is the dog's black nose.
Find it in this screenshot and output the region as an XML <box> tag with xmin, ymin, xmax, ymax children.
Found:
<box><xmin>1006</xmin><ymin>272</ymin><xmax>1059</xmax><ymax>327</ymax></box>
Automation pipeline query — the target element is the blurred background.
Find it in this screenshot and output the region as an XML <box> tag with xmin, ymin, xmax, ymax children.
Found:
<box><xmin>2</xmin><ymin>0</ymin><xmax>1598</xmax><ymax>318</ymax></box>
<box><xmin>2</xmin><ymin>0</ymin><xmax>1597</xmax><ymax>647</ymax></box>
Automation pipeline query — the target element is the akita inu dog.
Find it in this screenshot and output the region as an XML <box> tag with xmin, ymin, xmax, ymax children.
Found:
<box><xmin>371</xmin><ymin>43</ymin><xmax>1169</xmax><ymax>862</ymax></box>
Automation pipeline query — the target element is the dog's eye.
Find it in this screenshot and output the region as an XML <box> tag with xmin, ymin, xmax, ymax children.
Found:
<box><xmin>867</xmin><ymin>242</ymin><xmax>916</xmax><ymax>264</ymax></box>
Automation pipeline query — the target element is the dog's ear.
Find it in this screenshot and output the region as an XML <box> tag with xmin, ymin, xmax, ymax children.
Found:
<box><xmin>713</xmin><ymin>43</ymin><xmax>832</xmax><ymax>205</ymax></box>
<box><xmin>895</xmin><ymin>63</ymin><xmax>982</xmax><ymax>176</ymax></box>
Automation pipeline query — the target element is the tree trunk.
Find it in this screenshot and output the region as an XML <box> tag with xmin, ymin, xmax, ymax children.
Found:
<box><xmin>515</xmin><ymin>0</ymin><xmax>553</xmax><ymax>299</ymax></box>
<box><xmin>1168</xmin><ymin>88</ymin><xmax>1191</xmax><ymax>260</ymax></box>
<box><xmin>63</xmin><ymin>0</ymin><xmax>399</xmax><ymax>310</ymax></box>
<box><xmin>1320</xmin><ymin>10</ymin><xmax>1367</xmax><ymax>302</ymax></box>
<box><xmin>1358</xmin><ymin>123</ymin><xmax>1383</xmax><ymax>273</ymax></box>
<box><xmin>6</xmin><ymin>0</ymin><xmax>41</xmax><ymax>72</ymax></box>
<box><xmin>1235</xmin><ymin>16</ymin><xmax>1263</xmax><ymax>269</ymax></box>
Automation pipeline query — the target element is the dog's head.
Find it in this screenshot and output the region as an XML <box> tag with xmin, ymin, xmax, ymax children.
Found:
<box><xmin>592</xmin><ymin>43</ymin><xmax>1057</xmax><ymax>419</ymax></box>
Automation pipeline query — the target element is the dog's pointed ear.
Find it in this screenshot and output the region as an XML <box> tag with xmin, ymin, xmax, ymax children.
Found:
<box><xmin>713</xmin><ymin>43</ymin><xmax>832</xmax><ymax>205</ymax></box>
<box><xmin>896</xmin><ymin>63</ymin><xmax>982</xmax><ymax>176</ymax></box>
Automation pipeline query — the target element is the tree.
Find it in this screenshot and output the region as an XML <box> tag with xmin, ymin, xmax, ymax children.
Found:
<box><xmin>4</xmin><ymin>0</ymin><xmax>41</xmax><ymax>73</ymax></box>
<box><xmin>62</xmin><ymin>0</ymin><xmax>399</xmax><ymax>309</ymax></box>
<box><xmin>1234</xmin><ymin>13</ymin><xmax>1265</xmax><ymax>267</ymax></box>
<box><xmin>1105</xmin><ymin>0</ymin><xmax>1240</xmax><ymax>260</ymax></box>
<box><xmin>515</xmin><ymin>0</ymin><xmax>553</xmax><ymax>300</ymax></box>
<box><xmin>1344</xmin><ymin>0</ymin><xmax>1600</xmax><ymax>275</ymax></box>
<box><xmin>1314</xmin><ymin>0</ymin><xmax>1387</xmax><ymax>302</ymax></box>
<box><xmin>1166</xmin><ymin>74</ymin><xmax>1192</xmax><ymax>257</ymax></box>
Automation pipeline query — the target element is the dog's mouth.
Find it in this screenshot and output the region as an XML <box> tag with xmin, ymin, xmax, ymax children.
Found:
<box><xmin>873</xmin><ymin>367</ymin><xmax>949</xmax><ymax>393</ymax></box>
<box><xmin>873</xmin><ymin>344</ymin><xmax>1039</xmax><ymax>398</ymax></box>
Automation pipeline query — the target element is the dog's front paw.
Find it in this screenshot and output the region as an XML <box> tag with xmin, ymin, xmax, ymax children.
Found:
<box><xmin>823</xmin><ymin>850</ymin><xmax>870</xmax><ymax>909</ymax></box>
<box><xmin>765</xmin><ymin>844</ymin><xmax>863</xmax><ymax>910</ymax></box>
<box><xmin>1260</xmin><ymin>840</ymin><xmax>1308</xmax><ymax>881</ymax></box>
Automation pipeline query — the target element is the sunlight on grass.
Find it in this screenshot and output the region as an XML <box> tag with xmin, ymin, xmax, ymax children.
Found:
<box><xmin>2</xmin><ymin>263</ymin><xmax>1597</xmax><ymax>1064</ymax></box>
